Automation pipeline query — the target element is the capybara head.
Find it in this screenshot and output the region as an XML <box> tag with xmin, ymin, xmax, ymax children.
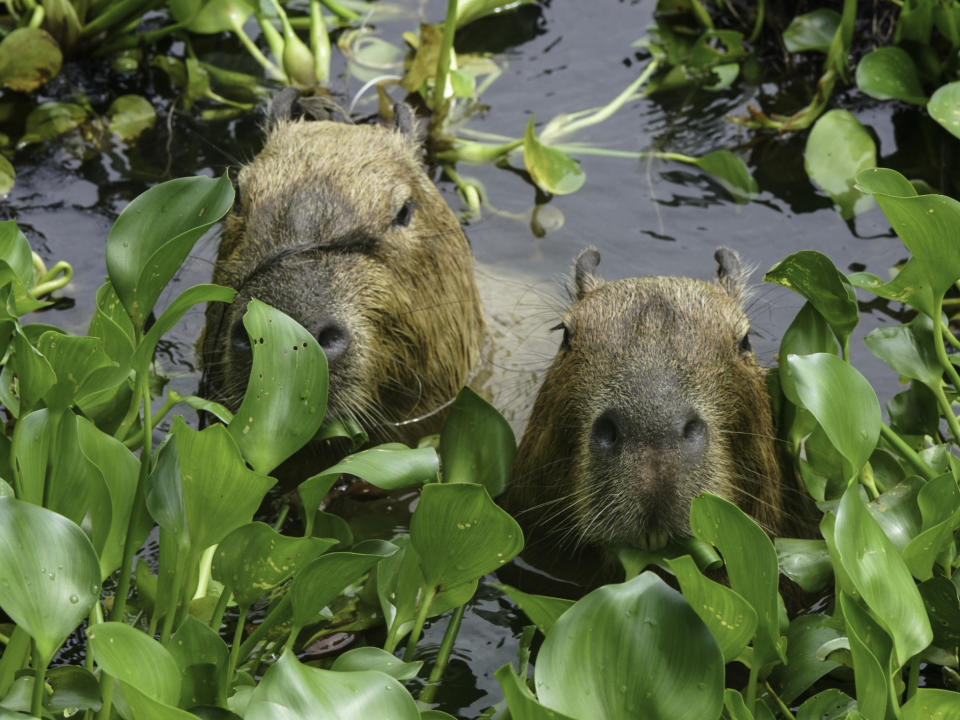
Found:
<box><xmin>506</xmin><ymin>247</ymin><xmax>784</xmax><ymax>556</ymax></box>
<box><xmin>200</xmin><ymin>90</ymin><xmax>485</xmax><ymax>446</ymax></box>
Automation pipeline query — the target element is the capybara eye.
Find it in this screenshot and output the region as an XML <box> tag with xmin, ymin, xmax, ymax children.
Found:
<box><xmin>551</xmin><ymin>322</ymin><xmax>571</xmax><ymax>350</ymax></box>
<box><xmin>738</xmin><ymin>332</ymin><xmax>751</xmax><ymax>354</ymax></box>
<box><xmin>393</xmin><ymin>199</ymin><xmax>416</xmax><ymax>228</ymax></box>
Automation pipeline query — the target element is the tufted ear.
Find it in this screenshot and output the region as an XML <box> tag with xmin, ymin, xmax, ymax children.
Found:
<box><xmin>572</xmin><ymin>247</ymin><xmax>602</xmax><ymax>301</ymax></box>
<box><xmin>393</xmin><ymin>102</ymin><xmax>425</xmax><ymax>146</ymax></box>
<box><xmin>714</xmin><ymin>246</ymin><xmax>748</xmax><ymax>303</ymax></box>
<box><xmin>267</xmin><ymin>87</ymin><xmax>302</xmax><ymax>130</ymax></box>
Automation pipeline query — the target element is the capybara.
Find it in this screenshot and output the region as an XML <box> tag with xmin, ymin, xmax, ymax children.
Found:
<box><xmin>199</xmin><ymin>89</ymin><xmax>485</xmax><ymax>462</ymax></box>
<box><xmin>504</xmin><ymin>247</ymin><xmax>792</xmax><ymax>573</ymax></box>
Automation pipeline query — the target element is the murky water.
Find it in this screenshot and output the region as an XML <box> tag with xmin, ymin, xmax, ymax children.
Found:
<box><xmin>1</xmin><ymin>0</ymin><xmax>950</xmax><ymax>716</ymax></box>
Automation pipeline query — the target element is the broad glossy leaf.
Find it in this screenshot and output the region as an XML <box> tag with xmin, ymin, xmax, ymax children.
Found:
<box><xmin>495</xmin><ymin>664</ymin><xmax>577</xmax><ymax>720</ymax></box>
<box><xmin>87</xmin><ymin>282</ymin><xmax>135</xmax><ymax>365</ymax></box>
<box><xmin>0</xmin><ymin>28</ymin><xmax>62</xmax><ymax>92</ymax></box>
<box><xmin>330</xmin><ymin>647</ymin><xmax>421</xmax><ymax>680</ymax></box>
<box><xmin>168</xmin><ymin>0</ymin><xmax>256</xmax><ymax>34</ymax></box>
<box><xmin>667</xmin><ymin>554</ymin><xmax>757</xmax><ymax>662</ymax></box>
<box><xmin>20</xmin><ymin>102</ymin><xmax>86</xmax><ymax>144</ymax></box>
<box><xmin>456</xmin><ymin>0</ymin><xmax>537</xmax><ymax>27</ymax></box>
<box><xmin>440</xmin><ymin>387</ymin><xmax>515</xmax><ymax>495</ymax></box>
<box><xmin>765</xmin><ymin>251</ymin><xmax>858</xmax><ymax>347</ymax></box>
<box><xmin>494</xmin><ymin>583</ymin><xmax>575</xmax><ymax>636</ymax></box>
<box><xmin>523</xmin><ymin>116</ymin><xmax>585</xmax><ymax>195</ymax></box>
<box><xmin>411</xmin><ymin>483</ymin><xmax>523</xmax><ymax>589</ymax></box>
<box><xmin>770</xmin><ymin>615</ymin><xmax>843</xmax><ymax>705</ymax></box>
<box><xmin>9</xmin><ymin>326</ymin><xmax>55</xmax><ymax>414</ymax></box>
<box><xmin>903</xmin><ymin>473</ymin><xmax>960</xmax><ymax>581</ymax></box>
<box><xmin>721</xmin><ymin>690</ymin><xmax>752</xmax><ymax>720</ymax></box>
<box><xmin>856</xmin><ymin>47</ymin><xmax>927</xmax><ymax>104</ymax></box>
<box><xmin>838</xmin><ymin>592</ymin><xmax>890</xmax><ymax>719</ymax></box>
<box><xmin>11</xmin><ymin>408</ymin><xmax>54</xmax><ymax>504</ymax></box>
<box><xmin>117</xmin><ymin>682</ymin><xmax>199</xmax><ymax>720</ymax></box>
<box><xmin>804</xmin><ymin>110</ymin><xmax>876</xmax><ymax>219</ymax></box>
<box><xmin>87</xmin><ymin>622</ymin><xmax>180</xmax><ymax>704</ymax></box>
<box><xmin>864</xmin><ymin>314</ymin><xmax>941</xmax><ymax>389</ymax></box>
<box><xmin>929</xmin><ymin>82</ymin><xmax>960</xmax><ymax>140</ymax></box>
<box><xmin>687</xmin><ymin>150</ymin><xmax>757</xmax><ymax>203</ymax></box>
<box><xmin>787</xmin><ymin>353</ymin><xmax>880</xmax><ymax>479</ymax></box>
<box><xmin>835</xmin><ymin>483</ymin><xmax>932</xmax><ymax>664</ymax></box>
<box><xmin>105</xmin><ymin>174</ymin><xmax>234</xmax><ymax>328</ymax></box>
<box><xmin>106</xmin><ymin>95</ymin><xmax>156</xmax><ymax>141</ymax></box>
<box><xmin>212</xmin><ymin>522</ymin><xmax>335</xmax><ymax>607</ymax></box>
<box><xmin>37</xmin><ymin>332</ymin><xmax>114</xmax><ymax>411</ymax></box>
<box><xmin>227</xmin><ymin>300</ymin><xmax>327</xmax><ymax>475</ymax></box>
<box><xmin>795</xmin><ymin>689</ymin><xmax>856</xmax><ymax>720</ymax></box>
<box><xmin>689</xmin><ymin>493</ymin><xmax>784</xmax><ymax>666</ymax></box>
<box><xmin>889</xmin><ymin>381</ymin><xmax>940</xmax><ymax>437</ymax></box>
<box><xmin>0</xmin><ymin>156</ymin><xmax>12</xmax><ymax>199</ymax></box>
<box><xmin>775</xmin><ymin>539</ymin><xmax>832</xmax><ymax>593</ymax></box>
<box><xmin>535</xmin><ymin>573</ymin><xmax>723</xmax><ymax>720</ymax></box>
<box><xmin>145</xmin><ymin>436</ymin><xmax>187</xmax><ymax>549</ymax></box>
<box><xmin>168</xmin><ymin>617</ymin><xmax>229</xmax><ymax>708</ymax></box>
<box><xmin>866</xmin><ymin>477</ymin><xmax>922</xmax><ymax>552</ymax></box>
<box><xmin>0</xmin><ymin>221</ymin><xmax>35</xmax><ymax>284</ymax></box>
<box><xmin>245</xmin><ymin>651</ymin><xmax>420</xmax><ymax>720</ymax></box>
<box><xmin>919</xmin><ymin>577</ymin><xmax>960</xmax><ymax>647</ymax></box>
<box><xmin>0</xmin><ymin>498</ymin><xmax>100</xmax><ymax>664</ymax></box>
<box><xmin>902</xmin><ymin>690</ymin><xmax>960</xmax><ymax>719</ymax></box>
<box><xmin>47</xmin><ymin>666</ymin><xmax>101</xmax><ymax>713</ymax></box>
<box><xmin>783</xmin><ymin>9</ymin><xmax>841</xmax><ymax>52</ymax></box>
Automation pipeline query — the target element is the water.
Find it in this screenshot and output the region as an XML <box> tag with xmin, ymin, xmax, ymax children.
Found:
<box><xmin>1</xmin><ymin>1</ymin><xmax>949</xmax><ymax>716</ymax></box>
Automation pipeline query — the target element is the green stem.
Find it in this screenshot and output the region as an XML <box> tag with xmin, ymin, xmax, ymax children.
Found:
<box><xmin>403</xmin><ymin>585</ymin><xmax>437</xmax><ymax>662</ymax></box>
<box><xmin>28</xmin><ymin>4</ymin><xmax>44</xmax><ymax>28</ymax></box>
<box><xmin>879</xmin><ymin>423</ymin><xmax>936</xmax><ymax>481</ymax></box>
<box><xmin>238</xmin><ymin>594</ymin><xmax>292</xmax><ymax>659</ymax></box>
<box><xmin>124</xmin><ymin>390</ymin><xmax>181</xmax><ymax>449</ymax></box>
<box><xmin>933</xmin><ymin>299</ymin><xmax>960</xmax><ymax>393</ymax></box>
<box><xmin>229</xmin><ymin>15</ymin><xmax>286</xmax><ymax>81</ymax></box>
<box><xmin>283</xmin><ymin>623</ymin><xmax>302</xmax><ymax>654</ymax></box>
<box><xmin>419</xmin><ymin>604</ymin><xmax>465</xmax><ymax>704</ymax></box>
<box><xmin>225</xmin><ymin>605</ymin><xmax>249</xmax><ymax>691</ymax></box>
<box><xmin>210</xmin><ymin>585</ymin><xmax>233</xmax><ymax>631</ymax></box>
<box><xmin>0</xmin><ymin>627</ymin><xmax>30</xmax><ymax>697</ymax></box>
<box><xmin>93</xmin><ymin>20</ymin><xmax>190</xmax><ymax>54</ymax></box>
<box><xmin>934</xmin><ymin>385</ymin><xmax>960</xmax><ymax>447</ymax></box>
<box><xmin>906</xmin><ymin>654</ymin><xmax>920</xmax><ymax>700</ymax></box>
<box><xmin>81</xmin><ymin>0</ymin><xmax>150</xmax><ymax>36</ymax></box>
<box><xmin>748</xmin><ymin>0</ymin><xmax>764</xmax><ymax>43</ymax></box>
<box><xmin>942</xmin><ymin>322</ymin><xmax>960</xmax><ymax>352</ymax></box>
<box><xmin>746</xmin><ymin>660</ymin><xmax>759</xmax><ymax>716</ymax></box>
<box><xmin>256</xmin><ymin>12</ymin><xmax>285</xmax><ymax>69</ymax></box>
<box><xmin>432</xmin><ymin>0</ymin><xmax>459</xmax><ymax>117</ymax></box>
<box><xmin>29</xmin><ymin>260</ymin><xmax>72</xmax><ymax>298</ymax></box>
<box><xmin>435</xmin><ymin>138</ymin><xmax>523</xmax><ymax>164</ymax></box>
<box><xmin>763</xmin><ymin>681</ymin><xmax>795</xmax><ymax>719</ymax></box>
<box><xmin>159</xmin><ymin>553</ymin><xmax>186</xmax><ymax>645</ymax></box>
<box><xmin>310</xmin><ymin>0</ymin><xmax>330</xmax><ymax>83</ymax></box>
<box><xmin>517</xmin><ymin>625</ymin><xmax>536</xmax><ymax>680</ymax></box>
<box><xmin>30</xmin><ymin>642</ymin><xmax>46</xmax><ymax>718</ymax></box>
<box><xmin>320</xmin><ymin>0</ymin><xmax>360</xmax><ymax>21</ymax></box>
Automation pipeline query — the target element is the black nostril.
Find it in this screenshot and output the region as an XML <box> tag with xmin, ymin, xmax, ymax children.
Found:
<box><xmin>683</xmin><ymin>415</ymin><xmax>707</xmax><ymax>442</ymax></box>
<box><xmin>230</xmin><ymin>321</ymin><xmax>251</xmax><ymax>356</ymax></box>
<box><xmin>591</xmin><ymin>411</ymin><xmax>622</xmax><ymax>452</ymax></box>
<box><xmin>315</xmin><ymin>322</ymin><xmax>350</xmax><ymax>364</ymax></box>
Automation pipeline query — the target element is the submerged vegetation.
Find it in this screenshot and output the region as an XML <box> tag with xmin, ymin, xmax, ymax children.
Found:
<box><xmin>3</xmin><ymin>0</ymin><xmax>960</xmax><ymax>719</ymax></box>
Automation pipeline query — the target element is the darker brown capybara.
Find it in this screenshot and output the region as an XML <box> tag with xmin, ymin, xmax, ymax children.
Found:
<box><xmin>199</xmin><ymin>90</ymin><xmax>485</xmax><ymax>469</ymax></box>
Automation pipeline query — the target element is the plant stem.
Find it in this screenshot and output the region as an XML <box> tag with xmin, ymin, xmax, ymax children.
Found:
<box><xmin>310</xmin><ymin>0</ymin><xmax>330</xmax><ymax>83</ymax></box>
<box><xmin>320</xmin><ymin>0</ymin><xmax>360</xmax><ymax>21</ymax></box>
<box><xmin>283</xmin><ymin>623</ymin><xmax>301</xmax><ymax>654</ymax></box>
<box><xmin>238</xmin><ymin>594</ymin><xmax>292</xmax><ymax>659</ymax></box>
<box><xmin>746</xmin><ymin>660</ymin><xmax>759</xmax><ymax>716</ymax></box>
<box><xmin>225</xmin><ymin>605</ymin><xmax>249</xmax><ymax>690</ymax></box>
<box><xmin>229</xmin><ymin>15</ymin><xmax>286</xmax><ymax>81</ymax></box>
<box><xmin>942</xmin><ymin>322</ymin><xmax>960</xmax><ymax>352</ymax></box>
<box><xmin>748</xmin><ymin>0</ymin><xmax>764</xmax><ymax>43</ymax></box>
<box><xmin>934</xmin><ymin>298</ymin><xmax>960</xmax><ymax>394</ymax></box>
<box><xmin>210</xmin><ymin>585</ymin><xmax>233</xmax><ymax>631</ymax></box>
<box><xmin>517</xmin><ymin>625</ymin><xmax>536</xmax><ymax>680</ymax></box>
<box><xmin>879</xmin><ymin>423</ymin><xmax>936</xmax><ymax>481</ymax></box>
<box><xmin>907</xmin><ymin>654</ymin><xmax>920</xmax><ymax>700</ymax></box>
<box><xmin>763</xmin><ymin>680</ymin><xmax>795</xmax><ymax>719</ymax></box>
<box><xmin>934</xmin><ymin>385</ymin><xmax>960</xmax><ymax>447</ymax></box>
<box><xmin>159</xmin><ymin>553</ymin><xmax>186</xmax><ymax>645</ymax></box>
<box><xmin>81</xmin><ymin>0</ymin><xmax>150</xmax><ymax>36</ymax></box>
<box><xmin>403</xmin><ymin>585</ymin><xmax>437</xmax><ymax>662</ymax></box>
<box><xmin>0</xmin><ymin>621</ymin><xmax>31</xmax><ymax>697</ymax></box>
<box><xmin>419</xmin><ymin>604</ymin><xmax>465</xmax><ymax>704</ymax></box>
<box><xmin>30</xmin><ymin>642</ymin><xmax>45</xmax><ymax>718</ymax></box>
<box><xmin>124</xmin><ymin>390</ymin><xmax>182</xmax><ymax>449</ymax></box>
<box><xmin>432</xmin><ymin>0</ymin><xmax>459</xmax><ymax>119</ymax></box>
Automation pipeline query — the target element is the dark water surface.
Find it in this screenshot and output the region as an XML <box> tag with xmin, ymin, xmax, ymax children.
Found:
<box><xmin>1</xmin><ymin>1</ymin><xmax>949</xmax><ymax>716</ymax></box>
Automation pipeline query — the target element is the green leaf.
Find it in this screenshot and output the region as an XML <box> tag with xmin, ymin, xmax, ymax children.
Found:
<box><xmin>0</xmin><ymin>498</ymin><xmax>101</xmax><ymax>664</ymax></box>
<box><xmin>929</xmin><ymin>81</ymin><xmax>960</xmax><ymax>140</ymax></box>
<box><xmin>106</xmin><ymin>95</ymin><xmax>156</xmax><ymax>141</ymax></box>
<box><xmin>834</xmin><ymin>483</ymin><xmax>933</xmax><ymax>665</ymax></box>
<box><xmin>919</xmin><ymin>577</ymin><xmax>960</xmax><ymax>647</ymax></box>
<box><xmin>19</xmin><ymin>102</ymin><xmax>87</xmax><ymax>145</ymax></box>
<box><xmin>856</xmin><ymin>47</ymin><xmax>927</xmax><ymax>105</ymax></box>
<box><xmin>689</xmin><ymin>493</ymin><xmax>784</xmax><ymax>667</ymax></box>
<box><xmin>411</xmin><ymin>483</ymin><xmax>523</xmax><ymax>589</ymax></box>
<box><xmin>168</xmin><ymin>617</ymin><xmax>229</xmax><ymax>708</ymax></box>
<box><xmin>667</xmin><ymin>554</ymin><xmax>757</xmax><ymax>662</ymax></box>
<box><xmin>168</xmin><ymin>0</ymin><xmax>256</xmax><ymax>34</ymax></box>
<box><xmin>685</xmin><ymin>150</ymin><xmax>758</xmax><ymax>204</ymax></box>
<box><xmin>786</xmin><ymin>353</ymin><xmax>880</xmax><ymax>479</ymax></box>
<box><xmin>903</xmin><ymin>473</ymin><xmax>960</xmax><ymax>581</ymax></box>
<box><xmin>902</xmin><ymin>690</ymin><xmax>960</xmax><ymax>720</ymax></box>
<box><xmin>0</xmin><ymin>155</ymin><xmax>12</xmax><ymax>200</ymax></box>
<box><xmin>493</xmin><ymin>583</ymin><xmax>575</xmax><ymax>636</ymax></box>
<box><xmin>783</xmin><ymin>9</ymin><xmax>841</xmax><ymax>52</ymax></box>
<box><xmin>227</xmin><ymin>299</ymin><xmax>328</xmax><ymax>475</ymax></box>
<box><xmin>87</xmin><ymin>622</ymin><xmax>181</xmax><ymax>704</ymax></box>
<box><xmin>37</xmin><ymin>332</ymin><xmax>115</xmax><ymax>411</ymax></box>
<box><xmin>0</xmin><ymin>221</ymin><xmax>34</xmax><ymax>284</ymax></box>
<box><xmin>47</xmin><ymin>666</ymin><xmax>101</xmax><ymax>713</ymax></box>
<box><xmin>495</xmin><ymin>664</ymin><xmax>577</xmax><ymax>720</ymax></box>
<box><xmin>770</xmin><ymin>615</ymin><xmax>844</xmax><ymax>705</ymax></box>
<box><xmin>8</xmin><ymin>326</ymin><xmax>56</xmax><ymax>415</ymax></box>
<box><xmin>245</xmin><ymin>651</ymin><xmax>420</xmax><ymax>720</ymax></box>
<box><xmin>838</xmin><ymin>592</ymin><xmax>890</xmax><ymax>720</ymax></box>
<box><xmin>535</xmin><ymin>573</ymin><xmax>724</xmax><ymax>720</ymax></box>
<box><xmin>456</xmin><ymin>0</ymin><xmax>537</xmax><ymax>28</ymax></box>
<box><xmin>330</xmin><ymin>647</ymin><xmax>422</xmax><ymax>680</ymax></box>
<box><xmin>105</xmin><ymin>174</ymin><xmax>234</xmax><ymax>328</ymax></box>
<box><xmin>864</xmin><ymin>314</ymin><xmax>941</xmax><ymax>389</ymax></box>
<box><xmin>440</xmin><ymin>387</ymin><xmax>515</xmax><ymax>495</ymax></box>
<box><xmin>804</xmin><ymin>110</ymin><xmax>876</xmax><ymax>219</ymax></box>
<box><xmin>212</xmin><ymin>522</ymin><xmax>335</xmax><ymax>607</ymax></box>
<box><xmin>0</xmin><ymin>28</ymin><xmax>62</xmax><ymax>93</ymax></box>
<box><xmin>795</xmin><ymin>689</ymin><xmax>856</xmax><ymax>720</ymax></box>
<box><xmin>523</xmin><ymin>116</ymin><xmax>585</xmax><ymax>195</ymax></box>
<box><xmin>775</xmin><ymin>538</ymin><xmax>833</xmax><ymax>593</ymax></box>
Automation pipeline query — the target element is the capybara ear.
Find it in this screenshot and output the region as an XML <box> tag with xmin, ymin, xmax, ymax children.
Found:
<box><xmin>573</xmin><ymin>247</ymin><xmax>602</xmax><ymax>300</ymax></box>
<box><xmin>267</xmin><ymin>87</ymin><xmax>302</xmax><ymax>130</ymax></box>
<box><xmin>394</xmin><ymin>103</ymin><xmax>425</xmax><ymax>146</ymax></box>
<box><xmin>714</xmin><ymin>246</ymin><xmax>747</xmax><ymax>304</ymax></box>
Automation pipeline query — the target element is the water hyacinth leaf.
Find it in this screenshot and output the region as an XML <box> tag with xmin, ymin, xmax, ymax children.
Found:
<box><xmin>88</xmin><ymin>622</ymin><xmax>180</xmax><ymax>703</ymax></box>
<box><xmin>888</xmin><ymin>382</ymin><xmax>939</xmax><ymax>438</ymax></box>
<box><xmin>329</xmin><ymin>647</ymin><xmax>421</xmax><ymax>680</ymax></box>
<box><xmin>770</xmin><ymin>615</ymin><xmax>844</xmax><ymax>705</ymax></box>
<box><xmin>227</xmin><ymin>299</ymin><xmax>327</xmax><ymax>475</ymax></box>
<box><xmin>775</xmin><ymin>539</ymin><xmax>832</xmax><ymax>594</ymax></box>
<box><xmin>929</xmin><ymin>82</ymin><xmax>960</xmax><ymax>140</ymax></box>
<box><xmin>212</xmin><ymin>522</ymin><xmax>336</xmax><ymax>607</ymax></box>
<box><xmin>523</xmin><ymin>116</ymin><xmax>585</xmax><ymax>195</ymax></box>
<box><xmin>0</xmin><ymin>28</ymin><xmax>62</xmax><ymax>92</ymax></box>
<box><xmin>245</xmin><ymin>651</ymin><xmax>420</xmax><ymax>720</ymax></box>
<box><xmin>494</xmin><ymin>583</ymin><xmax>575</xmax><ymax>636</ymax></box>
<box><xmin>145</xmin><ymin>436</ymin><xmax>188</xmax><ymax>548</ymax></box>
<box><xmin>9</xmin><ymin>327</ymin><xmax>56</xmax><ymax>414</ymax></box>
<box><xmin>795</xmin><ymin>689</ymin><xmax>856</xmax><ymax>720</ymax></box>
<box><xmin>804</xmin><ymin>110</ymin><xmax>876</xmax><ymax>219</ymax></box>
<box><xmin>685</xmin><ymin>150</ymin><xmax>757</xmax><ymax>203</ymax></box>
<box><xmin>0</xmin><ymin>157</ymin><xmax>14</xmax><ymax>200</ymax></box>
<box><xmin>903</xmin><ymin>473</ymin><xmax>960</xmax><ymax>580</ymax></box>
<box><xmin>495</xmin><ymin>664</ymin><xmax>577</xmax><ymax>720</ymax></box>
<box><xmin>0</xmin><ymin>498</ymin><xmax>100</xmax><ymax>664</ymax></box>
<box><xmin>864</xmin><ymin>314</ymin><xmax>941</xmax><ymax>389</ymax></box>
<box><xmin>689</xmin><ymin>493</ymin><xmax>784</xmax><ymax>666</ymax></box>
<box><xmin>866</xmin><ymin>476</ymin><xmax>922</xmax><ymax>553</ymax></box>
<box><xmin>902</xmin><ymin>690</ymin><xmax>960</xmax><ymax>719</ymax></box>
<box><xmin>169</xmin><ymin>0</ymin><xmax>256</xmax><ymax>34</ymax></box>
<box><xmin>440</xmin><ymin>386</ymin><xmax>515</xmax><ymax>495</ymax></box>
<box><xmin>667</xmin><ymin>554</ymin><xmax>757</xmax><ymax>662</ymax></box>
<box><xmin>19</xmin><ymin>102</ymin><xmax>87</xmax><ymax>145</ymax></box>
<box><xmin>856</xmin><ymin>47</ymin><xmax>927</xmax><ymax>105</ymax></box>
<box><xmin>46</xmin><ymin>666</ymin><xmax>101</xmax><ymax>713</ymax></box>
<box><xmin>456</xmin><ymin>0</ymin><xmax>537</xmax><ymax>28</ymax></box>
<box><xmin>168</xmin><ymin>617</ymin><xmax>229</xmax><ymax>708</ymax></box>
<box><xmin>777</xmin><ymin>303</ymin><xmax>838</xmax><ymax>408</ymax></box>
<box><xmin>786</xmin><ymin>353</ymin><xmax>880</xmax><ymax>478</ymax></box>
<box><xmin>290</xmin><ymin>546</ymin><xmax>396</xmax><ymax>629</ymax></box>
<box><xmin>535</xmin><ymin>573</ymin><xmax>723</xmax><ymax>720</ymax></box>
<box><xmin>106</xmin><ymin>95</ymin><xmax>156</xmax><ymax>141</ymax></box>
<box><xmin>0</xmin><ymin>221</ymin><xmax>34</xmax><ymax>284</ymax></box>
<box><xmin>36</xmin><ymin>332</ymin><xmax>114</xmax><ymax>411</ymax></box>
<box><xmin>783</xmin><ymin>9</ymin><xmax>841</xmax><ymax>52</ymax></box>
<box><xmin>835</xmin><ymin>482</ymin><xmax>932</xmax><ymax>664</ymax></box>
<box><xmin>105</xmin><ymin>174</ymin><xmax>234</xmax><ymax>328</ymax></box>
<box><xmin>11</xmin><ymin>408</ymin><xmax>54</xmax><ymax>504</ymax></box>
<box><xmin>411</xmin><ymin>483</ymin><xmax>523</xmax><ymax>589</ymax></box>
<box><xmin>764</xmin><ymin>251</ymin><xmax>858</xmax><ymax>347</ymax></box>
<box><xmin>118</xmin><ymin>682</ymin><xmax>200</xmax><ymax>720</ymax></box>
<box><xmin>838</xmin><ymin>592</ymin><xmax>891</xmax><ymax>719</ymax></box>
<box><xmin>919</xmin><ymin>577</ymin><xmax>960</xmax><ymax>647</ymax></box>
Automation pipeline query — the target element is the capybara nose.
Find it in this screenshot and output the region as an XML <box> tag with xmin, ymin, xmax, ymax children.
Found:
<box><xmin>312</xmin><ymin>319</ymin><xmax>351</xmax><ymax>366</ymax></box>
<box><xmin>590</xmin><ymin>405</ymin><xmax>708</xmax><ymax>462</ymax></box>
<box><xmin>590</xmin><ymin>409</ymin><xmax>623</xmax><ymax>453</ymax></box>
